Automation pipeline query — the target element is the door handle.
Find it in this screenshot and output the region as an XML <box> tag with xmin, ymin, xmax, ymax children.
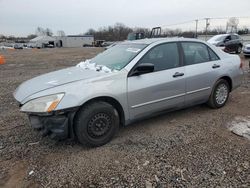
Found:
<box><xmin>212</xmin><ymin>64</ymin><xmax>220</xmax><ymax>69</ymax></box>
<box><xmin>173</xmin><ymin>72</ymin><xmax>184</xmax><ymax>78</ymax></box>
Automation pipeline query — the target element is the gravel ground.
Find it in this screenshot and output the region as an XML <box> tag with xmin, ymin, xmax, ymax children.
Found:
<box><xmin>0</xmin><ymin>48</ymin><xmax>249</xmax><ymax>188</ymax></box>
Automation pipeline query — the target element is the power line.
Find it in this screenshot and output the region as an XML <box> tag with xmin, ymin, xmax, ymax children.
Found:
<box><xmin>160</xmin><ymin>16</ymin><xmax>250</xmax><ymax>28</ymax></box>
<box><xmin>161</xmin><ymin>19</ymin><xmax>196</xmax><ymax>28</ymax></box>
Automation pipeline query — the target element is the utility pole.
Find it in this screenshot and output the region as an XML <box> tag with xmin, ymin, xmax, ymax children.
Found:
<box><xmin>195</xmin><ymin>19</ymin><xmax>198</xmax><ymax>38</ymax></box>
<box><xmin>205</xmin><ymin>18</ymin><xmax>210</xmax><ymax>41</ymax></box>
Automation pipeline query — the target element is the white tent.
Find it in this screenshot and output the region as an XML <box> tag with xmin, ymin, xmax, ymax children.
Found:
<box><xmin>29</xmin><ymin>36</ymin><xmax>56</xmax><ymax>48</ymax></box>
<box><xmin>30</xmin><ymin>36</ymin><xmax>55</xmax><ymax>43</ymax></box>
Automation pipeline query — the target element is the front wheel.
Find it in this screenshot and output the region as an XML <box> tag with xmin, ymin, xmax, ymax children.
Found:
<box><xmin>207</xmin><ymin>79</ymin><xmax>230</xmax><ymax>109</ymax></box>
<box><xmin>236</xmin><ymin>45</ymin><xmax>242</xmax><ymax>54</ymax></box>
<box><xmin>74</xmin><ymin>101</ymin><xmax>119</xmax><ymax>147</ymax></box>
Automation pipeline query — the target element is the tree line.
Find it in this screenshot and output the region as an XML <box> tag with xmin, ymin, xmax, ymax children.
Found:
<box><xmin>84</xmin><ymin>23</ymin><xmax>150</xmax><ymax>41</ymax></box>
<box><xmin>0</xmin><ymin>23</ymin><xmax>249</xmax><ymax>43</ymax></box>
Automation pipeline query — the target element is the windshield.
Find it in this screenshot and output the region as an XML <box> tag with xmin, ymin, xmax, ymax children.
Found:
<box><xmin>91</xmin><ymin>43</ymin><xmax>147</xmax><ymax>71</ymax></box>
<box><xmin>209</xmin><ymin>35</ymin><xmax>227</xmax><ymax>42</ymax></box>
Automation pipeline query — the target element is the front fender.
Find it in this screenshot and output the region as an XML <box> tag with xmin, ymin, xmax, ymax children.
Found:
<box><xmin>20</xmin><ymin>71</ymin><xmax>130</xmax><ymax>122</ymax></box>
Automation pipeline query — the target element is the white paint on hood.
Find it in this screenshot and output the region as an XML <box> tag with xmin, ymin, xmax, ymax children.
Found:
<box><xmin>77</xmin><ymin>59</ymin><xmax>116</xmax><ymax>73</ymax></box>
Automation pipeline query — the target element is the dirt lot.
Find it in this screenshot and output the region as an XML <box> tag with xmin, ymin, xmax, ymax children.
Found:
<box><xmin>0</xmin><ymin>48</ymin><xmax>249</xmax><ymax>188</ymax></box>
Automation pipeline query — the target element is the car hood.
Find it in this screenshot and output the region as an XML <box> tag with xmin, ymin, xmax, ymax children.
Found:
<box><xmin>14</xmin><ymin>66</ymin><xmax>106</xmax><ymax>102</ymax></box>
<box><xmin>244</xmin><ymin>43</ymin><xmax>250</xmax><ymax>47</ymax></box>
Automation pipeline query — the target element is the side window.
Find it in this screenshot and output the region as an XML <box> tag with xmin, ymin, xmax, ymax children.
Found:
<box><xmin>231</xmin><ymin>35</ymin><xmax>237</xmax><ymax>40</ymax></box>
<box><xmin>181</xmin><ymin>42</ymin><xmax>210</xmax><ymax>65</ymax></box>
<box><xmin>225</xmin><ymin>35</ymin><xmax>231</xmax><ymax>41</ymax></box>
<box><xmin>138</xmin><ymin>43</ymin><xmax>179</xmax><ymax>72</ymax></box>
<box><xmin>208</xmin><ymin>47</ymin><xmax>220</xmax><ymax>61</ymax></box>
<box><xmin>232</xmin><ymin>35</ymin><xmax>239</xmax><ymax>40</ymax></box>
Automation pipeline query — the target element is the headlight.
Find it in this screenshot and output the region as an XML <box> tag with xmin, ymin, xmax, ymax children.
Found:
<box><xmin>21</xmin><ymin>93</ymin><xmax>64</xmax><ymax>113</ymax></box>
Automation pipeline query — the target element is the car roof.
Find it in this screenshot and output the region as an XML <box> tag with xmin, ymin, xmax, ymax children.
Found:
<box><xmin>123</xmin><ymin>37</ymin><xmax>205</xmax><ymax>45</ymax></box>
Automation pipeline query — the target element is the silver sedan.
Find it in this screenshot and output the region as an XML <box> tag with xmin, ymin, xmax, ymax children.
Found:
<box><xmin>14</xmin><ymin>38</ymin><xmax>243</xmax><ymax>146</ymax></box>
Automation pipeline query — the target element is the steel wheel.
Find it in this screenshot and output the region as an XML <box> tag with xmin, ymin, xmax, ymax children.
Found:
<box><xmin>87</xmin><ymin>113</ymin><xmax>112</xmax><ymax>138</ymax></box>
<box><xmin>75</xmin><ymin>101</ymin><xmax>119</xmax><ymax>147</ymax></box>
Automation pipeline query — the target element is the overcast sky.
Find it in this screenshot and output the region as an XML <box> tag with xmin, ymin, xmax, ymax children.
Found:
<box><xmin>0</xmin><ymin>0</ymin><xmax>250</xmax><ymax>37</ymax></box>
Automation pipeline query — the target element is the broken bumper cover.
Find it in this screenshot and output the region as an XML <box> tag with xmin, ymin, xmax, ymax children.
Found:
<box><xmin>28</xmin><ymin>108</ymin><xmax>78</xmax><ymax>140</ymax></box>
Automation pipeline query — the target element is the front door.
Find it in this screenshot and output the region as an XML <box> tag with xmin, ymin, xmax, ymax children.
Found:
<box><xmin>127</xmin><ymin>42</ymin><xmax>186</xmax><ymax>120</ymax></box>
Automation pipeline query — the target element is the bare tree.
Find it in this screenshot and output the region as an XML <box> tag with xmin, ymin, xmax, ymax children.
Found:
<box><xmin>35</xmin><ymin>27</ymin><xmax>53</xmax><ymax>36</ymax></box>
<box><xmin>36</xmin><ymin>27</ymin><xmax>45</xmax><ymax>36</ymax></box>
<box><xmin>45</xmin><ymin>28</ymin><xmax>53</xmax><ymax>36</ymax></box>
<box><xmin>85</xmin><ymin>28</ymin><xmax>95</xmax><ymax>35</ymax></box>
<box><xmin>85</xmin><ymin>23</ymin><xmax>133</xmax><ymax>41</ymax></box>
<box><xmin>0</xmin><ymin>34</ymin><xmax>6</xmax><ymax>39</ymax></box>
<box><xmin>238</xmin><ymin>26</ymin><xmax>249</xmax><ymax>35</ymax></box>
<box><xmin>214</xmin><ymin>26</ymin><xmax>225</xmax><ymax>34</ymax></box>
<box><xmin>57</xmin><ymin>30</ymin><xmax>66</xmax><ymax>37</ymax></box>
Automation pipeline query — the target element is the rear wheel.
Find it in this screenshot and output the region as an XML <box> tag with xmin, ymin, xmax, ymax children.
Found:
<box><xmin>207</xmin><ymin>79</ymin><xmax>230</xmax><ymax>109</ymax></box>
<box><xmin>75</xmin><ymin>101</ymin><xmax>119</xmax><ymax>147</ymax></box>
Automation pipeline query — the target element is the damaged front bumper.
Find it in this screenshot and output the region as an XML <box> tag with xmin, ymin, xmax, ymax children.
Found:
<box><xmin>27</xmin><ymin>108</ymin><xmax>78</xmax><ymax>140</ymax></box>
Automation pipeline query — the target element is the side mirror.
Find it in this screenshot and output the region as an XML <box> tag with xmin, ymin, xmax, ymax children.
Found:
<box><xmin>131</xmin><ymin>63</ymin><xmax>154</xmax><ymax>76</ymax></box>
<box><xmin>224</xmin><ymin>38</ymin><xmax>230</xmax><ymax>43</ymax></box>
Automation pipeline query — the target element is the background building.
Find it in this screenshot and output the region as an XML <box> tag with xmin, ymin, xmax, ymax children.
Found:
<box><xmin>55</xmin><ymin>35</ymin><xmax>94</xmax><ymax>47</ymax></box>
<box><xmin>29</xmin><ymin>35</ymin><xmax>94</xmax><ymax>48</ymax></box>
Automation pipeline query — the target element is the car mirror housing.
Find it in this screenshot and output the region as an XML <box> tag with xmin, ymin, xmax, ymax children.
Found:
<box><xmin>131</xmin><ymin>63</ymin><xmax>154</xmax><ymax>76</ymax></box>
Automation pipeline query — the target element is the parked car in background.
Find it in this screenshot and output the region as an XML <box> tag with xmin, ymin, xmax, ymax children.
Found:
<box><xmin>44</xmin><ymin>44</ymin><xmax>54</xmax><ymax>48</ymax></box>
<box><xmin>243</xmin><ymin>43</ymin><xmax>250</xmax><ymax>57</ymax></box>
<box><xmin>104</xmin><ymin>42</ymin><xmax>119</xmax><ymax>50</ymax></box>
<box><xmin>0</xmin><ymin>46</ymin><xmax>14</xmax><ymax>50</ymax></box>
<box><xmin>14</xmin><ymin>38</ymin><xmax>243</xmax><ymax>147</ymax></box>
<box><xmin>94</xmin><ymin>40</ymin><xmax>105</xmax><ymax>47</ymax></box>
<box><xmin>102</xmin><ymin>41</ymin><xmax>115</xmax><ymax>47</ymax></box>
<box><xmin>207</xmin><ymin>33</ymin><xmax>243</xmax><ymax>54</ymax></box>
<box><xmin>13</xmin><ymin>44</ymin><xmax>23</xmax><ymax>49</ymax></box>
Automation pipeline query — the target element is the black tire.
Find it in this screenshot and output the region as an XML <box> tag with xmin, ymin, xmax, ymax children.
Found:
<box><xmin>74</xmin><ymin>101</ymin><xmax>119</xmax><ymax>147</ymax></box>
<box><xmin>236</xmin><ymin>45</ymin><xmax>242</xmax><ymax>54</ymax></box>
<box><xmin>207</xmin><ymin>79</ymin><xmax>230</xmax><ymax>109</ymax></box>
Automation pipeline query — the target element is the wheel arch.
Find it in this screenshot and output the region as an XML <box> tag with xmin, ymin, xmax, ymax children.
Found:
<box><xmin>218</xmin><ymin>76</ymin><xmax>232</xmax><ymax>92</ymax></box>
<box><xmin>77</xmin><ymin>96</ymin><xmax>125</xmax><ymax>126</ymax></box>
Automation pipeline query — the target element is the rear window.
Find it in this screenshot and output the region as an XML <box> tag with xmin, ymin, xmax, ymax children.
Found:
<box><xmin>181</xmin><ymin>42</ymin><xmax>210</xmax><ymax>65</ymax></box>
<box><xmin>181</xmin><ymin>42</ymin><xmax>219</xmax><ymax>65</ymax></box>
<box><xmin>208</xmin><ymin>48</ymin><xmax>220</xmax><ymax>61</ymax></box>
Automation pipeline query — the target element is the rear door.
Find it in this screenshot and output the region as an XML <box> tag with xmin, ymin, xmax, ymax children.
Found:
<box><xmin>127</xmin><ymin>42</ymin><xmax>186</xmax><ymax>119</ymax></box>
<box><xmin>181</xmin><ymin>42</ymin><xmax>221</xmax><ymax>106</ymax></box>
<box><xmin>224</xmin><ymin>35</ymin><xmax>233</xmax><ymax>52</ymax></box>
<box><xmin>231</xmin><ymin>34</ymin><xmax>239</xmax><ymax>51</ymax></box>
